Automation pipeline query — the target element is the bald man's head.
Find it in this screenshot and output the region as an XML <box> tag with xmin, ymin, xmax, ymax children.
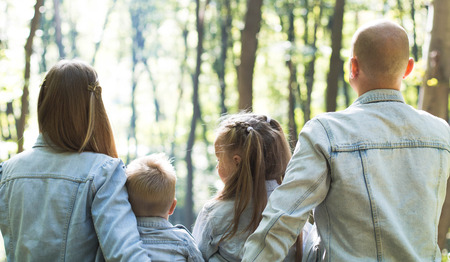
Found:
<box><xmin>351</xmin><ymin>20</ymin><xmax>410</xmax><ymax>83</ymax></box>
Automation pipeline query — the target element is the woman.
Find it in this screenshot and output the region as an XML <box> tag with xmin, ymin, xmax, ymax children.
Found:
<box><xmin>0</xmin><ymin>60</ymin><xmax>150</xmax><ymax>261</ymax></box>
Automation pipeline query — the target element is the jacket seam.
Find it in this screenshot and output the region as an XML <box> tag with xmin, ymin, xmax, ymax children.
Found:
<box><xmin>359</xmin><ymin>150</ymin><xmax>383</xmax><ymax>261</ymax></box>
<box><xmin>333</xmin><ymin>141</ymin><xmax>449</xmax><ymax>152</ymax></box>
<box><xmin>60</xmin><ymin>182</ymin><xmax>81</xmax><ymax>261</ymax></box>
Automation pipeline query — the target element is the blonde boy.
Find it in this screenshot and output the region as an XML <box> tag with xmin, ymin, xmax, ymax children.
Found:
<box><xmin>126</xmin><ymin>153</ymin><xmax>203</xmax><ymax>262</ymax></box>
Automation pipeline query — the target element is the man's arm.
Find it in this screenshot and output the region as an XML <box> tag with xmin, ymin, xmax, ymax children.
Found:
<box><xmin>242</xmin><ymin>119</ymin><xmax>331</xmax><ymax>261</ymax></box>
<box><xmin>438</xmin><ymin>179</ymin><xmax>450</xmax><ymax>250</ymax></box>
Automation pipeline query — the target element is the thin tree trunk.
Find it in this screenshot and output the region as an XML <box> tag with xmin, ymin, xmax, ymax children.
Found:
<box><xmin>303</xmin><ymin>0</ymin><xmax>323</xmax><ymax>123</ymax></box>
<box><xmin>53</xmin><ymin>0</ymin><xmax>65</xmax><ymax>59</ymax></box>
<box><xmin>185</xmin><ymin>0</ymin><xmax>209</xmax><ymax>229</ymax></box>
<box><xmin>216</xmin><ymin>0</ymin><xmax>231</xmax><ymax>115</ymax></box>
<box><xmin>127</xmin><ymin>4</ymin><xmax>146</xmax><ymax>163</ymax></box>
<box><xmin>410</xmin><ymin>0</ymin><xmax>420</xmax><ymax>97</ymax></box>
<box><xmin>237</xmin><ymin>0</ymin><xmax>263</xmax><ymax>111</ymax></box>
<box><xmin>39</xmin><ymin>11</ymin><xmax>50</xmax><ymax>73</ymax></box>
<box><xmin>17</xmin><ymin>0</ymin><xmax>44</xmax><ymax>153</ymax></box>
<box><xmin>325</xmin><ymin>0</ymin><xmax>345</xmax><ymax>112</ymax></box>
<box><xmin>282</xmin><ymin>2</ymin><xmax>299</xmax><ymax>148</ymax></box>
<box><xmin>170</xmin><ymin>26</ymin><xmax>189</xmax><ymax>160</ymax></box>
<box><xmin>142</xmin><ymin>60</ymin><xmax>161</xmax><ymax>122</ymax></box>
<box><xmin>91</xmin><ymin>0</ymin><xmax>117</xmax><ymax>65</ymax></box>
<box><xmin>418</xmin><ymin>0</ymin><xmax>450</xmax><ymax>250</ymax></box>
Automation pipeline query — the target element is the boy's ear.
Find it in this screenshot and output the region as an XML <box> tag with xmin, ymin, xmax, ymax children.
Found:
<box><xmin>233</xmin><ymin>155</ymin><xmax>241</xmax><ymax>167</ymax></box>
<box><xmin>168</xmin><ymin>199</ymin><xmax>177</xmax><ymax>216</ymax></box>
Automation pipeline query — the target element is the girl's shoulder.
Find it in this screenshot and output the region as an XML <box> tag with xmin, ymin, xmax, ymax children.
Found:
<box><xmin>202</xmin><ymin>198</ymin><xmax>236</xmax><ymax>216</ymax></box>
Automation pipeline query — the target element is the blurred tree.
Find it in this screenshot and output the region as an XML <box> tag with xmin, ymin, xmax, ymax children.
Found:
<box><xmin>301</xmin><ymin>0</ymin><xmax>323</xmax><ymax>123</ymax></box>
<box><xmin>53</xmin><ymin>0</ymin><xmax>65</xmax><ymax>59</ymax></box>
<box><xmin>238</xmin><ymin>0</ymin><xmax>263</xmax><ymax>111</ymax></box>
<box><xmin>16</xmin><ymin>0</ymin><xmax>44</xmax><ymax>153</ymax></box>
<box><xmin>39</xmin><ymin>7</ymin><xmax>51</xmax><ymax>73</ymax></box>
<box><xmin>325</xmin><ymin>0</ymin><xmax>344</xmax><ymax>112</ymax></box>
<box><xmin>418</xmin><ymin>0</ymin><xmax>450</xmax><ymax>250</ymax></box>
<box><xmin>418</xmin><ymin>1</ymin><xmax>449</xmax><ymax>121</ymax></box>
<box><xmin>213</xmin><ymin>0</ymin><xmax>232</xmax><ymax>115</ymax></box>
<box><xmin>92</xmin><ymin>0</ymin><xmax>117</xmax><ymax>65</ymax></box>
<box><xmin>278</xmin><ymin>0</ymin><xmax>299</xmax><ymax>148</ymax></box>
<box><xmin>410</xmin><ymin>0</ymin><xmax>420</xmax><ymax>96</ymax></box>
<box><xmin>185</xmin><ymin>0</ymin><xmax>210</xmax><ymax>229</ymax></box>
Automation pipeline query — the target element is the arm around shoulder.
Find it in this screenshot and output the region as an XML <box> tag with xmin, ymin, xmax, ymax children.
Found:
<box><xmin>91</xmin><ymin>158</ymin><xmax>150</xmax><ymax>261</ymax></box>
<box><xmin>242</xmin><ymin>118</ymin><xmax>331</xmax><ymax>261</ymax></box>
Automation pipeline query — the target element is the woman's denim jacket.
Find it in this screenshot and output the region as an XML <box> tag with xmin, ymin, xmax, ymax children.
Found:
<box><xmin>0</xmin><ymin>135</ymin><xmax>150</xmax><ymax>261</ymax></box>
<box><xmin>243</xmin><ymin>89</ymin><xmax>450</xmax><ymax>262</ymax></box>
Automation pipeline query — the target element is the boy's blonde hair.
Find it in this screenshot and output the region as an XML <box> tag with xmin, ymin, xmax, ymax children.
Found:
<box><xmin>126</xmin><ymin>153</ymin><xmax>177</xmax><ymax>217</ymax></box>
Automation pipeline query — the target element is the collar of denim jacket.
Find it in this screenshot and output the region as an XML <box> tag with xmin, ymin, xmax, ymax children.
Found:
<box><xmin>352</xmin><ymin>89</ymin><xmax>405</xmax><ymax>106</ymax></box>
<box><xmin>33</xmin><ymin>133</ymin><xmax>58</xmax><ymax>149</ymax></box>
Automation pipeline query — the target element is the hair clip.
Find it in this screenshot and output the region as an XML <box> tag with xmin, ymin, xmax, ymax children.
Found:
<box><xmin>266</xmin><ymin>116</ymin><xmax>271</xmax><ymax>123</ymax></box>
<box><xmin>87</xmin><ymin>82</ymin><xmax>101</xmax><ymax>99</ymax></box>
<box><xmin>246</xmin><ymin>126</ymin><xmax>254</xmax><ymax>132</ymax></box>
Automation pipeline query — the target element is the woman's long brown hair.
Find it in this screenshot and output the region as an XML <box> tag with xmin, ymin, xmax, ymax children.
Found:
<box><xmin>37</xmin><ymin>60</ymin><xmax>118</xmax><ymax>158</ymax></box>
<box><xmin>215</xmin><ymin>113</ymin><xmax>292</xmax><ymax>242</ymax></box>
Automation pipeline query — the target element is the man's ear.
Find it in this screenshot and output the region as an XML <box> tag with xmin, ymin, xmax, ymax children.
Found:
<box><xmin>168</xmin><ymin>198</ymin><xmax>177</xmax><ymax>215</ymax></box>
<box><xmin>350</xmin><ymin>57</ymin><xmax>359</xmax><ymax>79</ymax></box>
<box><xmin>403</xmin><ymin>58</ymin><xmax>414</xmax><ymax>79</ymax></box>
<box><xmin>233</xmin><ymin>155</ymin><xmax>241</xmax><ymax>167</ymax></box>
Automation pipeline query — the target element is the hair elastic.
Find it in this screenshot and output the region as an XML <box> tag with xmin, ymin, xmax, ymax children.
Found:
<box><xmin>266</xmin><ymin>116</ymin><xmax>271</xmax><ymax>123</ymax></box>
<box><xmin>87</xmin><ymin>82</ymin><xmax>101</xmax><ymax>99</ymax></box>
<box><xmin>246</xmin><ymin>126</ymin><xmax>254</xmax><ymax>132</ymax></box>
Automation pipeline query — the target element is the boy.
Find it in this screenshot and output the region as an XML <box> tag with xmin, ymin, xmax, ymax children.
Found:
<box><xmin>126</xmin><ymin>153</ymin><xmax>204</xmax><ymax>262</ymax></box>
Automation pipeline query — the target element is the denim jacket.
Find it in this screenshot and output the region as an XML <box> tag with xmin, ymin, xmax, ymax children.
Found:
<box><xmin>137</xmin><ymin>216</ymin><xmax>204</xmax><ymax>261</ymax></box>
<box><xmin>193</xmin><ymin>180</ymin><xmax>311</xmax><ymax>261</ymax></box>
<box><xmin>243</xmin><ymin>89</ymin><xmax>450</xmax><ymax>262</ymax></box>
<box><xmin>0</xmin><ymin>134</ymin><xmax>150</xmax><ymax>261</ymax></box>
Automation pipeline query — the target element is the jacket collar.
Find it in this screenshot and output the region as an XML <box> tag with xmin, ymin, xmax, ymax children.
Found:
<box><xmin>352</xmin><ymin>89</ymin><xmax>405</xmax><ymax>106</ymax></box>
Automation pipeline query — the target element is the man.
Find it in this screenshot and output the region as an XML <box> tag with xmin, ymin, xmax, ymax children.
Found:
<box><xmin>242</xmin><ymin>20</ymin><xmax>450</xmax><ymax>261</ymax></box>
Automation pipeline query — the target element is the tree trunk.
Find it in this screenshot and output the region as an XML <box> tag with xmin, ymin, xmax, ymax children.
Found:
<box><xmin>410</xmin><ymin>0</ymin><xmax>420</xmax><ymax>97</ymax></box>
<box><xmin>185</xmin><ymin>0</ymin><xmax>208</xmax><ymax>229</ymax></box>
<box><xmin>283</xmin><ymin>3</ymin><xmax>299</xmax><ymax>148</ymax></box>
<box><xmin>53</xmin><ymin>0</ymin><xmax>65</xmax><ymax>59</ymax></box>
<box><xmin>325</xmin><ymin>0</ymin><xmax>345</xmax><ymax>112</ymax></box>
<box><xmin>91</xmin><ymin>0</ymin><xmax>117</xmax><ymax>65</ymax></box>
<box><xmin>237</xmin><ymin>0</ymin><xmax>263</xmax><ymax>111</ymax></box>
<box><xmin>216</xmin><ymin>0</ymin><xmax>231</xmax><ymax>115</ymax></box>
<box><xmin>302</xmin><ymin>0</ymin><xmax>323</xmax><ymax>123</ymax></box>
<box><xmin>17</xmin><ymin>0</ymin><xmax>44</xmax><ymax>153</ymax></box>
<box><xmin>127</xmin><ymin>2</ymin><xmax>146</xmax><ymax>163</ymax></box>
<box><xmin>39</xmin><ymin>10</ymin><xmax>50</xmax><ymax>73</ymax></box>
<box><xmin>418</xmin><ymin>0</ymin><xmax>450</xmax><ymax>250</ymax></box>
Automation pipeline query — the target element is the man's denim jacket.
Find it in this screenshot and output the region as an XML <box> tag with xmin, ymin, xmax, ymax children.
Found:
<box><xmin>0</xmin><ymin>135</ymin><xmax>150</xmax><ymax>261</ymax></box>
<box><xmin>137</xmin><ymin>216</ymin><xmax>203</xmax><ymax>261</ymax></box>
<box><xmin>243</xmin><ymin>89</ymin><xmax>450</xmax><ymax>261</ymax></box>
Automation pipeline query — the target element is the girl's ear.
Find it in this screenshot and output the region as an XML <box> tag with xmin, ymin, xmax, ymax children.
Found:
<box><xmin>233</xmin><ymin>155</ymin><xmax>241</xmax><ymax>167</ymax></box>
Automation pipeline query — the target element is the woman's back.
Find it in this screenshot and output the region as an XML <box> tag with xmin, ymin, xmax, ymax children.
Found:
<box><xmin>0</xmin><ymin>134</ymin><xmax>147</xmax><ymax>261</ymax></box>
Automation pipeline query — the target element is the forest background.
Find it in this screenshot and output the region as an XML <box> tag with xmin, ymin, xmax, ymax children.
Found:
<box><xmin>1</xmin><ymin>0</ymin><xmax>449</xmax><ymax>259</ymax></box>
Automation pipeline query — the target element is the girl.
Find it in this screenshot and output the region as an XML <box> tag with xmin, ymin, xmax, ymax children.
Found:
<box><xmin>0</xmin><ymin>60</ymin><xmax>150</xmax><ymax>261</ymax></box>
<box><xmin>193</xmin><ymin>113</ymin><xmax>312</xmax><ymax>261</ymax></box>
